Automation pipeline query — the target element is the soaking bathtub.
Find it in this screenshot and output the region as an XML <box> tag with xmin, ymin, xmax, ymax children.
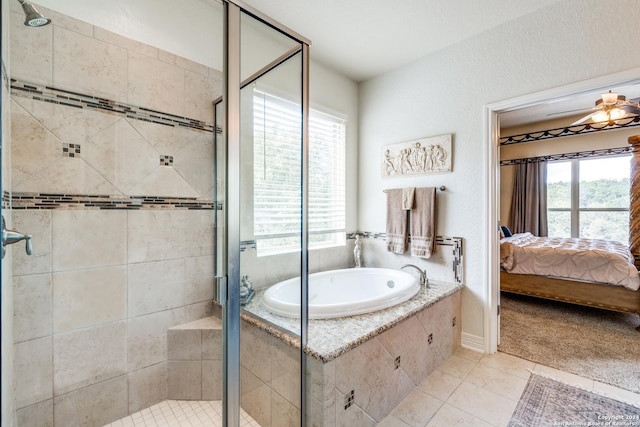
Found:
<box><xmin>262</xmin><ymin>267</ymin><xmax>420</xmax><ymax>319</ymax></box>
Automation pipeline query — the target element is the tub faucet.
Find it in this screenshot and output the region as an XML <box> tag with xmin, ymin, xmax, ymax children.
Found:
<box><xmin>401</xmin><ymin>264</ymin><xmax>428</xmax><ymax>287</ymax></box>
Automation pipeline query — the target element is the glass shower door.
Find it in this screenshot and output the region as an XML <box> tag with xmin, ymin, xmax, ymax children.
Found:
<box><xmin>221</xmin><ymin>6</ymin><xmax>310</xmax><ymax>425</ymax></box>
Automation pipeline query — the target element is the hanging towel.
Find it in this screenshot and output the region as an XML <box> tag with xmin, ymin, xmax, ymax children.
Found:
<box><xmin>386</xmin><ymin>189</ymin><xmax>408</xmax><ymax>254</ymax></box>
<box><xmin>410</xmin><ymin>187</ymin><xmax>437</xmax><ymax>258</ymax></box>
<box><xmin>402</xmin><ymin>187</ymin><xmax>415</xmax><ymax>210</ymax></box>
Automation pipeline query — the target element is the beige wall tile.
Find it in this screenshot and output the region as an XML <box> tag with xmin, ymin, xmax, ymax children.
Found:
<box><xmin>271</xmin><ymin>392</ymin><xmax>301</xmax><ymax>427</ymax></box>
<box><xmin>271</xmin><ymin>337</ymin><xmax>301</xmax><ymax>410</ymax></box>
<box><xmin>14</xmin><ymin>337</ymin><xmax>53</xmax><ymax>409</ymax></box>
<box><xmin>167</xmin><ymin>329</ymin><xmax>201</xmax><ymax>361</ymax></box>
<box><xmin>167</xmin><ymin>360</ymin><xmax>201</xmax><ymax>400</ymax></box>
<box><xmin>10</xmin><ymin>99</ymin><xmax>61</xmax><ymax>188</ymax></box>
<box><xmin>127</xmin><ymin>309</ymin><xmax>183</xmax><ymax>372</ymax></box>
<box><xmin>13</xmin><ymin>95</ymin><xmax>119</xmax><ymax>147</ymax></box>
<box><xmin>11</xmin><ymin>209</ymin><xmax>52</xmax><ymax>276</ymax></box>
<box><xmin>16</xmin><ymin>399</ymin><xmax>53</xmax><ymax>427</ymax></box>
<box><xmin>10</xmin><ymin>11</ymin><xmax>53</xmax><ymax>85</ymax></box>
<box><xmin>51</xmin><ymin>210</ymin><xmax>127</xmax><ymax>271</ymax></box>
<box><xmin>126</xmin><ymin>165</ymin><xmax>201</xmax><ymax>198</ymax></box>
<box><xmin>127</xmin><ymin>210</ymin><xmax>186</xmax><ymax>263</ymax></box>
<box><xmin>128</xmin><ymin>52</ymin><xmax>185</xmax><ymax>116</ymax></box>
<box><xmin>13</xmin><ymin>273</ymin><xmax>52</xmax><ymax>343</ymax></box>
<box><xmin>127</xmin><ymin>118</ymin><xmax>192</xmax><ymax>155</ymax></box>
<box><xmin>202</xmin><ymin>328</ymin><xmax>222</xmax><ymax>360</ymax></box>
<box><xmin>54</xmin><ymin>375</ymin><xmax>128</xmax><ymax>427</ymax></box>
<box><xmin>52</xmin><ymin>266</ymin><xmax>127</xmax><ymax>333</ymax></box>
<box><xmin>127</xmin><ymin>363</ymin><xmax>167</xmax><ymax>414</ymax></box>
<box><xmin>240</xmin><ymin>320</ymin><xmax>272</xmax><ymax>384</ymax></box>
<box><xmin>53</xmin><ymin>26</ymin><xmax>128</xmax><ymax>100</ymax></box>
<box><xmin>128</xmin><ymin>259</ymin><xmax>185</xmax><ymax>317</ymax></box>
<box><xmin>175</xmin><ymin>132</ymin><xmax>215</xmax><ymax>197</ymax></box>
<box><xmin>83</xmin><ymin>118</ymin><xmax>159</xmax><ymax>194</ymax></box>
<box><xmin>334</xmin><ymin>390</ymin><xmax>376</xmax><ymax>427</ymax></box>
<box><xmin>185</xmin><ymin>255</ymin><xmax>214</xmax><ymax>305</ymax></box>
<box><xmin>241</xmin><ymin>366</ymin><xmax>272</xmax><ymax>427</ymax></box>
<box><xmin>53</xmin><ymin>321</ymin><xmax>127</xmax><ymax>395</ymax></box>
<box><xmin>184</xmin><ymin>70</ymin><xmax>217</xmax><ymax>123</ymax></box>
<box><xmin>334</xmin><ymin>337</ymin><xmax>414</xmax><ymax>422</ymax></box>
<box><xmin>377</xmin><ymin>316</ymin><xmax>431</xmax><ymax>385</ymax></box>
<box><xmin>202</xmin><ymin>360</ymin><xmax>223</xmax><ymax>400</ymax></box>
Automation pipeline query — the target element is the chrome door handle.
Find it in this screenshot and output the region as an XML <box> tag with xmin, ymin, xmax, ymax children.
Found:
<box><xmin>2</xmin><ymin>215</ymin><xmax>33</xmax><ymax>259</ymax></box>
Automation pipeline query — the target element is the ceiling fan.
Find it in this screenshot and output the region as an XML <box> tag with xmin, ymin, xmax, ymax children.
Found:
<box><xmin>550</xmin><ymin>90</ymin><xmax>640</xmax><ymax>125</ymax></box>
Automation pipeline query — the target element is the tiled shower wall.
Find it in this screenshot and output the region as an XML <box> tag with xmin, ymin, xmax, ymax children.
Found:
<box><xmin>9</xmin><ymin>4</ymin><xmax>221</xmax><ymax>426</ymax></box>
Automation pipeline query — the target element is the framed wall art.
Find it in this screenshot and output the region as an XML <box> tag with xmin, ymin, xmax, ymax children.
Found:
<box><xmin>382</xmin><ymin>133</ymin><xmax>452</xmax><ymax>177</ymax></box>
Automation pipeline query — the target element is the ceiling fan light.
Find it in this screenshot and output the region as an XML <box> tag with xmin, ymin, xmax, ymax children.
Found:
<box><xmin>591</xmin><ymin>110</ymin><xmax>609</xmax><ymax>123</ymax></box>
<box><xmin>610</xmin><ymin>108</ymin><xmax>626</xmax><ymax>120</ymax></box>
<box><xmin>601</xmin><ymin>91</ymin><xmax>619</xmax><ymax>105</ymax></box>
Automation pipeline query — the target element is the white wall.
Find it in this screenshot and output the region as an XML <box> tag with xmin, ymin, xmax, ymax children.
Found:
<box><xmin>358</xmin><ymin>0</ymin><xmax>640</xmax><ymax>346</ymax></box>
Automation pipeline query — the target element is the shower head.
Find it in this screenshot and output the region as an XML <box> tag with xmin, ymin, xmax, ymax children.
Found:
<box><xmin>17</xmin><ymin>0</ymin><xmax>51</xmax><ymax>27</ymax></box>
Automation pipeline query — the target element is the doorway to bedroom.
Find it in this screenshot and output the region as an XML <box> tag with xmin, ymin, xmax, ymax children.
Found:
<box><xmin>485</xmin><ymin>69</ymin><xmax>640</xmax><ymax>395</ymax></box>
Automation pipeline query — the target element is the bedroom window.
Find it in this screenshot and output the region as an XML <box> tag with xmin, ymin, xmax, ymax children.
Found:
<box><xmin>547</xmin><ymin>155</ymin><xmax>630</xmax><ymax>242</ymax></box>
<box><xmin>253</xmin><ymin>90</ymin><xmax>346</xmax><ymax>256</ymax></box>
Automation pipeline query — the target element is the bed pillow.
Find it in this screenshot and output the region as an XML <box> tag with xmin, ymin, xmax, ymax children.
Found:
<box><xmin>501</xmin><ymin>226</ymin><xmax>513</xmax><ymax>237</ymax></box>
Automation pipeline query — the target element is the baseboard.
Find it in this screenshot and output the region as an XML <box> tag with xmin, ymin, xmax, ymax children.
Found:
<box><xmin>461</xmin><ymin>332</ymin><xmax>485</xmax><ymax>353</ymax></box>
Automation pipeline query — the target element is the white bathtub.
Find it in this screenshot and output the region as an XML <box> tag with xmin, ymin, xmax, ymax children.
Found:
<box><xmin>262</xmin><ymin>268</ymin><xmax>420</xmax><ymax>319</ymax></box>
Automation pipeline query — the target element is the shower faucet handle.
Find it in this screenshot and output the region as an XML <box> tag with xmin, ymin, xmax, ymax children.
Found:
<box><xmin>1</xmin><ymin>215</ymin><xmax>34</xmax><ymax>259</ymax></box>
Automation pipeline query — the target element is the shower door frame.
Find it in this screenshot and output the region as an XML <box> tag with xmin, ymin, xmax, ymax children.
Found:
<box><xmin>222</xmin><ymin>1</ymin><xmax>311</xmax><ymax>425</ymax></box>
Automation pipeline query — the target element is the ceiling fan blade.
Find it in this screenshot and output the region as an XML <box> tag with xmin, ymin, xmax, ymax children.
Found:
<box><xmin>570</xmin><ymin>112</ymin><xmax>594</xmax><ymax>126</ymax></box>
<box><xmin>621</xmin><ymin>104</ymin><xmax>640</xmax><ymax>115</ymax></box>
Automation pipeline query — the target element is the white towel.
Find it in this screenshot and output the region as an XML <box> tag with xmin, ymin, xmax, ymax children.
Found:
<box><xmin>402</xmin><ymin>187</ymin><xmax>415</xmax><ymax>210</ymax></box>
<box><xmin>386</xmin><ymin>189</ymin><xmax>408</xmax><ymax>254</ymax></box>
<box><xmin>410</xmin><ymin>187</ymin><xmax>436</xmax><ymax>258</ymax></box>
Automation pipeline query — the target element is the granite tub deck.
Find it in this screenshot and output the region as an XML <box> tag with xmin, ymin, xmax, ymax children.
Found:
<box><xmin>241</xmin><ymin>280</ymin><xmax>463</xmax><ymax>425</ymax></box>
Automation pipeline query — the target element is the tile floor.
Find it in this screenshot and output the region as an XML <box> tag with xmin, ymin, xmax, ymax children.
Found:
<box><xmin>104</xmin><ymin>349</ymin><xmax>640</xmax><ymax>427</ymax></box>
<box><xmin>102</xmin><ymin>400</ymin><xmax>261</xmax><ymax>427</ymax></box>
<box><xmin>378</xmin><ymin>348</ymin><xmax>640</xmax><ymax>427</ymax></box>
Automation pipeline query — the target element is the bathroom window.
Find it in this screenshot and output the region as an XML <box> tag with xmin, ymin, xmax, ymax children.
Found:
<box><xmin>547</xmin><ymin>155</ymin><xmax>630</xmax><ymax>242</ymax></box>
<box><xmin>253</xmin><ymin>90</ymin><xmax>346</xmax><ymax>255</ymax></box>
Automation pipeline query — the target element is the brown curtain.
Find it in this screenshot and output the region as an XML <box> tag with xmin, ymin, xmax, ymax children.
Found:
<box><xmin>509</xmin><ymin>161</ymin><xmax>548</xmax><ymax>236</ymax></box>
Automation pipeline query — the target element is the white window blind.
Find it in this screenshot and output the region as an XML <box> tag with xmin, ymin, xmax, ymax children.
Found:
<box><xmin>253</xmin><ymin>90</ymin><xmax>346</xmax><ymax>255</ymax></box>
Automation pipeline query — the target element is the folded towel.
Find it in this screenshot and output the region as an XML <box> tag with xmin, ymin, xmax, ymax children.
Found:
<box><xmin>410</xmin><ymin>187</ymin><xmax>436</xmax><ymax>258</ymax></box>
<box><xmin>386</xmin><ymin>189</ymin><xmax>408</xmax><ymax>254</ymax></box>
<box><xmin>402</xmin><ymin>187</ymin><xmax>415</xmax><ymax>210</ymax></box>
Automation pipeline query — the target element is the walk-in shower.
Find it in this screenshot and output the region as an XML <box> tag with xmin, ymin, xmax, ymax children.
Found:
<box><xmin>17</xmin><ymin>0</ymin><xmax>50</xmax><ymax>27</ymax></box>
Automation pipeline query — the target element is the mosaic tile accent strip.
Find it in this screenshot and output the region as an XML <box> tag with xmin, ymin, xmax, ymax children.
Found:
<box><xmin>240</xmin><ymin>280</ymin><xmax>462</xmax><ymax>362</ymax></box>
<box><xmin>2</xmin><ymin>191</ymin><xmax>10</xmax><ymax>209</ymax></box>
<box><xmin>62</xmin><ymin>143</ymin><xmax>81</xmax><ymax>158</ymax></box>
<box><xmin>160</xmin><ymin>154</ymin><xmax>174</xmax><ymax>166</ymax></box>
<box><xmin>11</xmin><ymin>192</ymin><xmax>215</xmax><ymax>210</ymax></box>
<box><xmin>394</xmin><ymin>355</ymin><xmax>401</xmax><ymax>370</ymax></box>
<box><xmin>344</xmin><ymin>390</ymin><xmax>355</xmax><ymax>410</ymax></box>
<box><xmin>10</xmin><ymin>79</ymin><xmax>220</xmax><ymax>134</ymax></box>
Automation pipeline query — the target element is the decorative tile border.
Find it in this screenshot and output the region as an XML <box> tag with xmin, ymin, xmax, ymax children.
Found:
<box><xmin>10</xmin><ymin>79</ymin><xmax>219</xmax><ymax>134</ymax></box>
<box><xmin>160</xmin><ymin>155</ymin><xmax>174</xmax><ymax>166</ymax></box>
<box><xmin>10</xmin><ymin>192</ymin><xmax>217</xmax><ymax>210</ymax></box>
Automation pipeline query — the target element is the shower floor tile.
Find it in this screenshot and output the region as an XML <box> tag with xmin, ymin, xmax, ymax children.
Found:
<box><xmin>103</xmin><ymin>400</ymin><xmax>261</xmax><ymax>427</ymax></box>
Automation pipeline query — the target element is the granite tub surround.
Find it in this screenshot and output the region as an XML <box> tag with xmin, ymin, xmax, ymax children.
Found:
<box><xmin>241</xmin><ymin>281</ymin><xmax>462</xmax><ymax>425</ymax></box>
<box><xmin>243</xmin><ymin>280</ymin><xmax>462</xmax><ymax>361</ymax></box>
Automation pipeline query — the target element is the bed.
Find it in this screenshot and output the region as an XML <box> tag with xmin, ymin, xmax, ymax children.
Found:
<box><xmin>499</xmin><ymin>233</ymin><xmax>640</xmax><ymax>322</ymax></box>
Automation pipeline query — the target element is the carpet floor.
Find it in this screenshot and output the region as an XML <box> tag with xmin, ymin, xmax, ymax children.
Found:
<box><xmin>508</xmin><ymin>374</ymin><xmax>640</xmax><ymax>427</ymax></box>
<box><xmin>499</xmin><ymin>292</ymin><xmax>640</xmax><ymax>394</ymax></box>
